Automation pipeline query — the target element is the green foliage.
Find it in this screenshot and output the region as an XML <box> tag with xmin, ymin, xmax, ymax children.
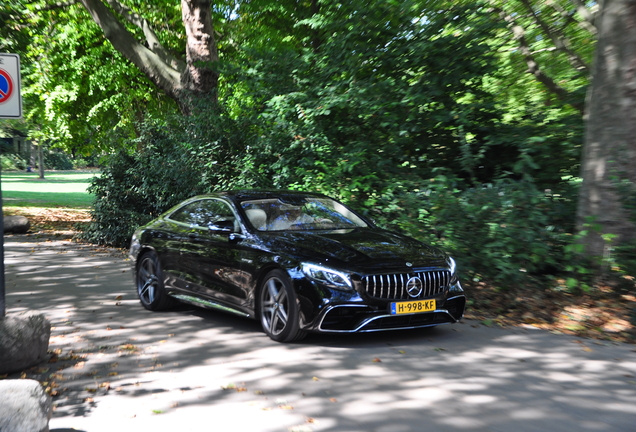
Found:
<box><xmin>42</xmin><ymin>0</ymin><xmax>594</xmax><ymax>293</ymax></box>
<box><xmin>43</xmin><ymin>150</ymin><xmax>74</xmax><ymax>170</ymax></box>
<box><xmin>599</xmin><ymin>177</ymin><xmax>636</xmax><ymax>283</ymax></box>
<box><xmin>2</xmin><ymin>1</ymin><xmax>180</xmax><ymax>155</ymax></box>
<box><xmin>305</xmin><ymin>173</ymin><xmax>574</xmax><ymax>287</ymax></box>
<box><xmin>78</xmin><ymin>101</ymin><xmax>255</xmax><ymax>247</ymax></box>
<box><xmin>79</xmin><ymin>141</ymin><xmax>201</xmax><ymax>247</ymax></box>
<box><xmin>1</xmin><ymin>154</ymin><xmax>26</xmax><ymax>171</ymax></box>
<box><xmin>72</xmin><ymin>157</ymin><xmax>89</xmax><ymax>169</ymax></box>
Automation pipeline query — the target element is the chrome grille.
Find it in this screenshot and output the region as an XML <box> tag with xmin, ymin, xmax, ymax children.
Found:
<box><xmin>361</xmin><ymin>271</ymin><xmax>451</xmax><ymax>300</ymax></box>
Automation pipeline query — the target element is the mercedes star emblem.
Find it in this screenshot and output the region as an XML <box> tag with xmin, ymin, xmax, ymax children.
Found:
<box><xmin>406</xmin><ymin>276</ymin><xmax>423</xmax><ymax>298</ymax></box>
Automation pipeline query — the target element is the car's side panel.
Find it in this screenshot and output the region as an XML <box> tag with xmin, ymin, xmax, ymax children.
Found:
<box><xmin>183</xmin><ymin>230</ymin><xmax>251</xmax><ymax>304</ymax></box>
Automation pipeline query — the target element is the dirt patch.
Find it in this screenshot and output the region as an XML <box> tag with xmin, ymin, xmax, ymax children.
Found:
<box><xmin>464</xmin><ymin>281</ymin><xmax>636</xmax><ymax>344</ymax></box>
<box><xmin>3</xmin><ymin>206</ymin><xmax>91</xmax><ymax>234</ymax></box>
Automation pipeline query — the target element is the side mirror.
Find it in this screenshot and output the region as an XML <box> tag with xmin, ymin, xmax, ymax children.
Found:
<box><xmin>209</xmin><ymin>220</ymin><xmax>234</xmax><ymax>233</ymax></box>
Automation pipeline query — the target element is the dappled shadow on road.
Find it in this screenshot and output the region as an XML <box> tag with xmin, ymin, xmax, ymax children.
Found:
<box><xmin>4</xmin><ymin>234</ymin><xmax>636</xmax><ymax>432</ymax></box>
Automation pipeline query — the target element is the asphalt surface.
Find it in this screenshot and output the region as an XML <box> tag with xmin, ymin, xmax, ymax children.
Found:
<box><xmin>3</xmin><ymin>233</ymin><xmax>636</xmax><ymax>432</ymax></box>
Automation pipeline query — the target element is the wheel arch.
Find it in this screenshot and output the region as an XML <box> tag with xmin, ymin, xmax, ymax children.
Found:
<box><xmin>253</xmin><ymin>263</ymin><xmax>290</xmax><ymax>318</ymax></box>
<box><xmin>134</xmin><ymin>245</ymin><xmax>159</xmax><ymax>272</ymax></box>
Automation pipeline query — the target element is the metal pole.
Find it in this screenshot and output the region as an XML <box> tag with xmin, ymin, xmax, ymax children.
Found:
<box><xmin>0</xmin><ymin>160</ymin><xmax>5</xmax><ymax>318</ymax></box>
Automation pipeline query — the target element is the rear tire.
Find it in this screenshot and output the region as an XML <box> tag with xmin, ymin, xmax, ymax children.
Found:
<box><xmin>136</xmin><ymin>251</ymin><xmax>176</xmax><ymax>311</ymax></box>
<box><xmin>259</xmin><ymin>270</ymin><xmax>306</xmax><ymax>342</ymax></box>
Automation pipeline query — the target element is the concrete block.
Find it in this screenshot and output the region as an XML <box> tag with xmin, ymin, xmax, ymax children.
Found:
<box><xmin>0</xmin><ymin>313</ymin><xmax>51</xmax><ymax>375</ymax></box>
<box><xmin>0</xmin><ymin>379</ymin><xmax>51</xmax><ymax>432</ymax></box>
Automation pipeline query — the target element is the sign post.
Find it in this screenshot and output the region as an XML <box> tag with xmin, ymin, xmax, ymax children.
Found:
<box><xmin>0</xmin><ymin>53</ymin><xmax>23</xmax><ymax>317</ymax></box>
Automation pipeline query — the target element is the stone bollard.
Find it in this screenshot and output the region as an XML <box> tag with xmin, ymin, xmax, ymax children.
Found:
<box><xmin>0</xmin><ymin>379</ymin><xmax>52</xmax><ymax>432</ymax></box>
<box><xmin>3</xmin><ymin>215</ymin><xmax>31</xmax><ymax>234</ymax></box>
<box><xmin>0</xmin><ymin>312</ymin><xmax>51</xmax><ymax>375</ymax></box>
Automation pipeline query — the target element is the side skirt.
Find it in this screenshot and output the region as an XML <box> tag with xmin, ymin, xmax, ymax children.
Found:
<box><xmin>169</xmin><ymin>293</ymin><xmax>253</xmax><ymax>319</ymax></box>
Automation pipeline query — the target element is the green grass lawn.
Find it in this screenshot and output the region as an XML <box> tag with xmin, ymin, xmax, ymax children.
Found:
<box><xmin>1</xmin><ymin>171</ymin><xmax>98</xmax><ymax>209</ymax></box>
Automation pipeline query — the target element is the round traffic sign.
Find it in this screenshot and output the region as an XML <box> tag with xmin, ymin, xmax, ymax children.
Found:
<box><xmin>0</xmin><ymin>69</ymin><xmax>14</xmax><ymax>104</ymax></box>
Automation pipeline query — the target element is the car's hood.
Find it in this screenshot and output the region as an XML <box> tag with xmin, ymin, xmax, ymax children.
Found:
<box><xmin>258</xmin><ymin>228</ymin><xmax>448</xmax><ymax>269</ymax></box>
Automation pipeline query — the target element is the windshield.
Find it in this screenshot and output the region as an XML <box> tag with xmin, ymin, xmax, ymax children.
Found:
<box><xmin>240</xmin><ymin>197</ymin><xmax>369</xmax><ymax>231</ymax></box>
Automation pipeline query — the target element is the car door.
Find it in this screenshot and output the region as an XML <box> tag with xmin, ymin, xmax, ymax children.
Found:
<box><xmin>167</xmin><ymin>198</ymin><xmax>250</xmax><ymax>307</ymax></box>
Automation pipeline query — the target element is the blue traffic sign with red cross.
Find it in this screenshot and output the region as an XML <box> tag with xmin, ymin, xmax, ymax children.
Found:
<box><xmin>0</xmin><ymin>68</ymin><xmax>14</xmax><ymax>103</ymax></box>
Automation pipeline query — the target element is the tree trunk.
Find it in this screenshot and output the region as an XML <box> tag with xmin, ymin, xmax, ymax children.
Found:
<box><xmin>38</xmin><ymin>145</ymin><xmax>44</xmax><ymax>179</ymax></box>
<box><xmin>576</xmin><ymin>0</ymin><xmax>636</xmax><ymax>264</ymax></box>
<box><xmin>181</xmin><ymin>0</ymin><xmax>219</xmax><ymax>107</ymax></box>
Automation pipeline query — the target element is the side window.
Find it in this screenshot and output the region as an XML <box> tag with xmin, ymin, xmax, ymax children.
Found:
<box><xmin>168</xmin><ymin>199</ymin><xmax>236</xmax><ymax>228</ymax></box>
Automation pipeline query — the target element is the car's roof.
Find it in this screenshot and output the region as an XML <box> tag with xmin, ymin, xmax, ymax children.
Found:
<box><xmin>210</xmin><ymin>189</ymin><xmax>331</xmax><ymax>203</ymax></box>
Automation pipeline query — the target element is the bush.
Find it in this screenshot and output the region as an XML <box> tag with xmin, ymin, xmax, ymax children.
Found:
<box><xmin>78</xmin><ymin>145</ymin><xmax>206</xmax><ymax>247</ymax></box>
<box><xmin>1</xmin><ymin>154</ymin><xmax>26</xmax><ymax>171</ymax></box>
<box><xmin>73</xmin><ymin>158</ymin><xmax>89</xmax><ymax>169</ymax></box>
<box><xmin>73</xmin><ymin>154</ymin><xmax>101</xmax><ymax>168</ymax></box>
<box><xmin>78</xmin><ymin>107</ymin><xmax>254</xmax><ymax>247</ymax></box>
<box><xmin>44</xmin><ymin>150</ymin><xmax>74</xmax><ymax>170</ymax></box>
<box><xmin>326</xmin><ymin>175</ymin><xmax>575</xmax><ymax>287</ymax></box>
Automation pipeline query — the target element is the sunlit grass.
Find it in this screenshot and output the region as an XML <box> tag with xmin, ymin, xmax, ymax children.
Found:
<box><xmin>1</xmin><ymin>171</ymin><xmax>98</xmax><ymax>209</ymax></box>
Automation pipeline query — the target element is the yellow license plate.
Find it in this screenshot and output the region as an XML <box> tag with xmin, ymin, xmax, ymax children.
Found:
<box><xmin>390</xmin><ymin>299</ymin><xmax>436</xmax><ymax>315</ymax></box>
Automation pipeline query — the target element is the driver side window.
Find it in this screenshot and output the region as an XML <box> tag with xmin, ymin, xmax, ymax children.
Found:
<box><xmin>169</xmin><ymin>199</ymin><xmax>237</xmax><ymax>230</ymax></box>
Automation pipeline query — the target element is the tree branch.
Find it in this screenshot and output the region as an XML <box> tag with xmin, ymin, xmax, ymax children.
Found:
<box><xmin>547</xmin><ymin>0</ymin><xmax>597</xmax><ymax>35</ymax></box>
<box><xmin>103</xmin><ymin>0</ymin><xmax>185</xmax><ymax>73</ymax></box>
<box><xmin>570</xmin><ymin>0</ymin><xmax>598</xmax><ymax>30</ymax></box>
<box><xmin>518</xmin><ymin>0</ymin><xmax>589</xmax><ymax>74</ymax></box>
<box><xmin>497</xmin><ymin>7</ymin><xmax>585</xmax><ymax>114</ymax></box>
<box><xmin>78</xmin><ymin>0</ymin><xmax>182</xmax><ymax>101</ymax></box>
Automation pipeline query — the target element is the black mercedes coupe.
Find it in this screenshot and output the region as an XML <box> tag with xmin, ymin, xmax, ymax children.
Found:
<box><xmin>129</xmin><ymin>190</ymin><xmax>466</xmax><ymax>342</ymax></box>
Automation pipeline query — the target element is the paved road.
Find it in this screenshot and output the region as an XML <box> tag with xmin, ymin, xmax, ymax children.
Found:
<box><xmin>4</xmin><ymin>234</ymin><xmax>636</xmax><ymax>432</ymax></box>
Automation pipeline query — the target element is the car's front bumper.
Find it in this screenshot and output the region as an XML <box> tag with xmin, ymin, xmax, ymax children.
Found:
<box><xmin>294</xmin><ymin>275</ymin><xmax>466</xmax><ymax>333</ymax></box>
<box><xmin>312</xmin><ymin>294</ymin><xmax>465</xmax><ymax>332</ymax></box>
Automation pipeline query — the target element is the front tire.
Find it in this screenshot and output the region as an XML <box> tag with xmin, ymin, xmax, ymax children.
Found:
<box><xmin>136</xmin><ymin>251</ymin><xmax>176</xmax><ymax>311</ymax></box>
<box><xmin>259</xmin><ymin>270</ymin><xmax>306</xmax><ymax>342</ymax></box>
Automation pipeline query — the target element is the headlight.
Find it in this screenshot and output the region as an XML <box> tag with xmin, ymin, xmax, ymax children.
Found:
<box><xmin>448</xmin><ymin>257</ymin><xmax>458</xmax><ymax>283</ymax></box>
<box><xmin>448</xmin><ymin>257</ymin><xmax>456</xmax><ymax>275</ymax></box>
<box><xmin>301</xmin><ymin>263</ymin><xmax>353</xmax><ymax>290</ymax></box>
<box><xmin>129</xmin><ymin>233</ymin><xmax>141</xmax><ymax>256</ymax></box>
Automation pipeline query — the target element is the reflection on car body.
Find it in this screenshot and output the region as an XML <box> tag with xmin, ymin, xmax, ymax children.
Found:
<box><xmin>130</xmin><ymin>190</ymin><xmax>466</xmax><ymax>342</ymax></box>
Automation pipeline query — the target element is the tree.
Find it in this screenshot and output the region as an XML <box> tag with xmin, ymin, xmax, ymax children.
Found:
<box><xmin>77</xmin><ymin>0</ymin><xmax>219</xmax><ymax>112</ymax></box>
<box><xmin>576</xmin><ymin>0</ymin><xmax>636</xmax><ymax>267</ymax></box>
